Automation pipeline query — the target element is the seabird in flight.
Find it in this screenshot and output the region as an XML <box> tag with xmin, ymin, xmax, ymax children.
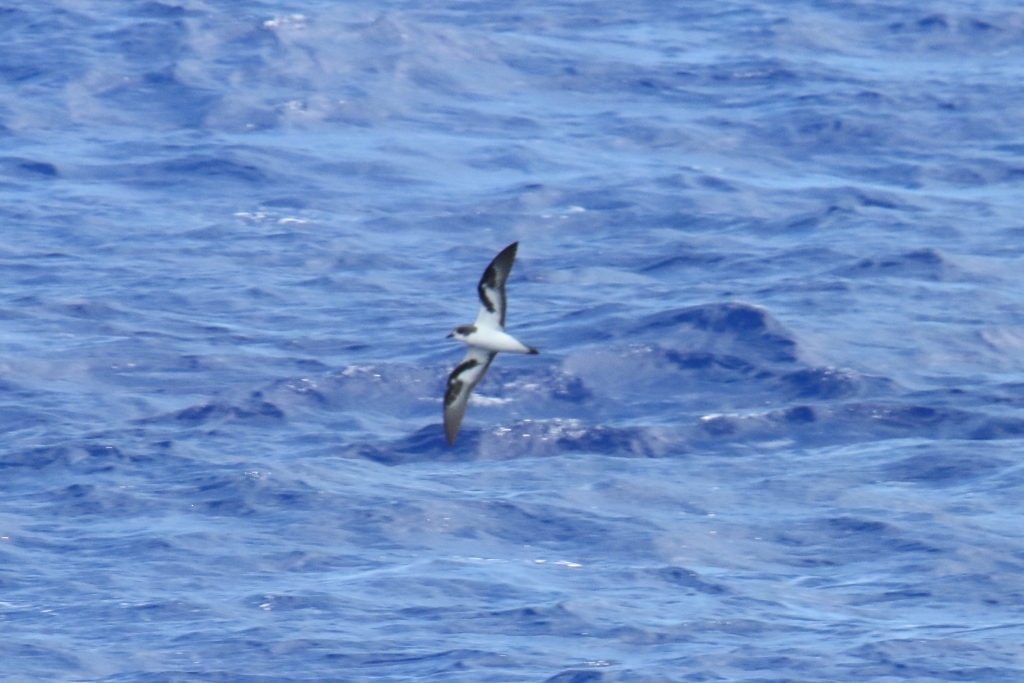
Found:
<box><xmin>444</xmin><ymin>242</ymin><xmax>537</xmax><ymax>446</ymax></box>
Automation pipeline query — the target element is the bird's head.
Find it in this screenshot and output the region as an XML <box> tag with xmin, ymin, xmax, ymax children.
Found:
<box><xmin>447</xmin><ymin>324</ymin><xmax>477</xmax><ymax>341</ymax></box>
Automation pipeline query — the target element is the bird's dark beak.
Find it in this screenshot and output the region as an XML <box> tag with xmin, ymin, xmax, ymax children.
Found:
<box><xmin>446</xmin><ymin>332</ymin><xmax>454</xmax><ymax>338</ymax></box>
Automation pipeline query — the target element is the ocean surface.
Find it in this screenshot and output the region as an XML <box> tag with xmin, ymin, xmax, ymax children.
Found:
<box><xmin>3</xmin><ymin>1</ymin><xmax>1024</xmax><ymax>681</ymax></box>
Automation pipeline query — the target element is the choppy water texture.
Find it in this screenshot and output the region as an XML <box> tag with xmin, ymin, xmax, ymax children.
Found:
<box><xmin>3</xmin><ymin>1</ymin><xmax>1024</xmax><ymax>681</ymax></box>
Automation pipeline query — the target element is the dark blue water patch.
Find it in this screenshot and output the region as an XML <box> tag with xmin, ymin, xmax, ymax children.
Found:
<box><xmin>969</xmin><ymin>418</ymin><xmax>1024</xmax><ymax>440</ymax></box>
<box><xmin>851</xmin><ymin>587</ymin><xmax>938</xmax><ymax>606</ymax></box>
<box><xmin>559</xmin><ymin>190</ymin><xmax>635</xmax><ymax>212</ymax></box>
<box><xmin>0</xmin><ymin>156</ymin><xmax>59</xmax><ymax>178</ymax></box>
<box><xmin>695</xmin><ymin>174</ymin><xmax>738</xmax><ymax>193</ymax></box>
<box><xmin>915</xmin><ymin>13</ymin><xmax>949</xmax><ymax>31</ymax></box>
<box><xmin>651</xmin><ymin>209</ymin><xmax>733</xmax><ymax>233</ymax></box>
<box><xmin>776</xmin><ymin>368</ymin><xmax>862</xmax><ymax>400</ymax></box>
<box><xmin>97</xmin><ymin>18</ymin><xmax>188</xmax><ymax>63</ymax></box>
<box><xmin>772</xmin><ymin>515</ymin><xmax>944</xmax><ymax>561</ymax></box>
<box><xmin>761</xmin><ymin>245</ymin><xmax>856</xmax><ymax>278</ymax></box>
<box><xmin>352</xmin><ymin>420</ymin><xmax>669</xmax><ymax>465</ymax></box>
<box><xmin>257</xmin><ymin>366</ymin><xmax>445</xmax><ymax>425</ymax></box>
<box><xmin>884</xmin><ymin>11</ymin><xmax>1013</xmax><ymax>41</ymax></box>
<box><xmin>643</xmin><ymin>566</ymin><xmax>730</xmax><ymax>595</ymax></box>
<box><xmin>545</xmin><ymin>670</ymin><xmax>604</xmax><ymax>683</ymax></box>
<box><xmin>131</xmin><ymin>2</ymin><xmax>192</xmax><ymax>19</ymax></box>
<box><xmin>0</xmin><ymin>6</ymin><xmax>28</xmax><ymax>34</ymax></box>
<box><xmin>691</xmin><ymin>402</ymin><xmax>987</xmax><ymax>451</ymax></box>
<box><xmin>0</xmin><ymin>441</ymin><xmax>168</xmax><ymax>472</ymax></box>
<box><xmin>663</xmin><ymin>350</ymin><xmax>757</xmax><ymax>375</ymax></box>
<box><xmin>611</xmin><ymin>616</ymin><xmax>786</xmax><ymax>643</ymax></box>
<box><xmin>928</xmin><ymin>157</ymin><xmax>1024</xmax><ymax>187</ymax></box>
<box><xmin>259</xmin><ymin>196</ymin><xmax>307</xmax><ymax>209</ymax></box>
<box><xmin>0</xmin><ymin>405</ymin><xmax>47</xmax><ymax>433</ymax></box>
<box><xmin>553</xmin><ymin>424</ymin><xmax>661</xmax><ymax>456</ymax></box>
<box><xmin>806</xmin><ymin>185</ymin><xmax>922</xmax><ymax>214</ymax></box>
<box><xmin>550</xmin><ymin>374</ymin><xmax>592</xmax><ymax>404</ymax></box>
<box><xmin>473</xmin><ymin>602</ymin><xmax>591</xmax><ymax>638</ymax></box>
<box><xmin>102</xmin><ymin>71</ymin><xmax>219</xmax><ymax>128</ymax></box>
<box><xmin>829</xmin><ymin>404</ymin><xmax>959</xmax><ymax>431</ymax></box>
<box><xmin>253</xmin><ymin>551</ymin><xmax>375</xmax><ymax>574</ymax></box>
<box><xmin>757</xmin><ymin>109</ymin><xmax>898</xmax><ymax>157</ymax></box>
<box><xmin>0</xmin><ymin>11</ymin><xmax>90</xmax><ymax>88</ymax></box>
<box><xmin>52</xmin><ymin>298</ymin><xmax>129</xmax><ymax>320</ymax></box>
<box><xmin>482</xmin><ymin>501</ymin><xmax>644</xmax><ymax>550</ymax></box>
<box><xmin>782</xmin><ymin>405</ymin><xmax>816</xmax><ymax>424</ymax></box>
<box><xmin>550</xmin><ymin>304</ymin><xmax>631</xmax><ymax>344</ymax></box>
<box><xmin>79</xmin><ymin>154</ymin><xmax>271</xmax><ymax>190</ymax></box>
<box><xmin>882</xmin><ymin>448</ymin><xmax>1012</xmax><ymax>485</ymax></box>
<box><xmin>0</xmin><ymin>642</ymin><xmax>82</xmax><ymax>675</ymax></box>
<box><xmin>32</xmin><ymin>482</ymin><xmax>155</xmax><ymax>517</ymax></box>
<box><xmin>601</xmin><ymin>118</ymin><xmax>693</xmax><ymax>151</ymax></box>
<box><xmin>174</xmin><ymin>470</ymin><xmax>324</xmax><ymax>518</ymax></box>
<box><xmin>242</xmin><ymin>592</ymin><xmax>342</xmax><ymax>613</ymax></box>
<box><xmin>161</xmin><ymin>400</ymin><xmax>286</xmax><ymax>427</ymax></box>
<box><xmin>85</xmin><ymin>351</ymin><xmax>274</xmax><ymax>394</ymax></box>
<box><xmin>622</xmin><ymin>303</ymin><xmax>798</xmax><ymax>364</ymax></box>
<box><xmin>419</xmin><ymin>210</ymin><xmax>519</xmax><ymax>239</ymax></box>
<box><xmin>318</xmin><ymin>648</ymin><xmax>518</xmax><ymax>678</ymax></box>
<box><xmin>353</xmin><ymin>423</ymin><xmax>470</xmax><ymax>465</ymax></box>
<box><xmin>313</xmin><ymin>159</ymin><xmax>423</xmax><ymax>186</ymax></box>
<box><xmin>844</xmin><ymin>640</ymin><xmax>1023</xmax><ymax>683</ymax></box>
<box><xmin>93</xmin><ymin>673</ymin><xmax>323</xmax><ymax>683</ymax></box>
<box><xmin>640</xmin><ymin>250</ymin><xmax>729</xmax><ymax>273</ymax></box>
<box><xmin>530</xmin><ymin>56</ymin><xmax>805</xmax><ymax>106</ymax></box>
<box><xmin>843</xmin><ymin>162</ymin><xmax>923</xmax><ymax>189</ymax></box>
<box><xmin>707</xmin><ymin>59</ymin><xmax>801</xmax><ymax>86</ymax></box>
<box><xmin>834</xmin><ymin>248</ymin><xmax>950</xmax><ymax>281</ymax></box>
<box><xmin>466</xmin><ymin>145</ymin><xmax>557</xmax><ymax>173</ymax></box>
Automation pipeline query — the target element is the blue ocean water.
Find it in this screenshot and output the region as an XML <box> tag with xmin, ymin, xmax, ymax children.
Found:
<box><xmin>3</xmin><ymin>1</ymin><xmax>1024</xmax><ymax>680</ymax></box>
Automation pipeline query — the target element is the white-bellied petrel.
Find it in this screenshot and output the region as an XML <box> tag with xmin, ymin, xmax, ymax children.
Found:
<box><xmin>444</xmin><ymin>242</ymin><xmax>537</xmax><ymax>446</ymax></box>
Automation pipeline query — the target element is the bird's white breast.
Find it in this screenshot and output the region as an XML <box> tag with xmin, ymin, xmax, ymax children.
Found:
<box><xmin>463</xmin><ymin>328</ymin><xmax>533</xmax><ymax>353</ymax></box>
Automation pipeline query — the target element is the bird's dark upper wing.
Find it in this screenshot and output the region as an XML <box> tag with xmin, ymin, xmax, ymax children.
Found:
<box><xmin>443</xmin><ymin>346</ymin><xmax>496</xmax><ymax>446</ymax></box>
<box><xmin>475</xmin><ymin>242</ymin><xmax>518</xmax><ymax>329</ymax></box>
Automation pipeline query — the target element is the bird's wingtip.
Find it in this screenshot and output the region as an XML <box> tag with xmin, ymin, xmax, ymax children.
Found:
<box><xmin>444</xmin><ymin>421</ymin><xmax>458</xmax><ymax>446</ymax></box>
<box><xmin>528</xmin><ymin>347</ymin><xmax>539</xmax><ymax>355</ymax></box>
